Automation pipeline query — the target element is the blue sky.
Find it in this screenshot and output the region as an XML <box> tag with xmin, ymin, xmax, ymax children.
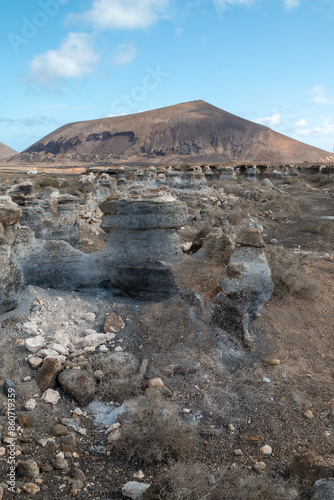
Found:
<box><xmin>1</xmin><ymin>0</ymin><xmax>334</xmax><ymax>153</ymax></box>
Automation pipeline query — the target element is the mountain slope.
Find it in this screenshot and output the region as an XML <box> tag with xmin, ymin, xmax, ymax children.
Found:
<box><xmin>9</xmin><ymin>101</ymin><xmax>334</xmax><ymax>165</ymax></box>
<box><xmin>0</xmin><ymin>142</ymin><xmax>17</xmax><ymax>160</ymax></box>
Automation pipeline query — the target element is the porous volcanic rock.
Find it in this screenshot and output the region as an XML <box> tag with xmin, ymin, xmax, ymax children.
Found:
<box><xmin>99</xmin><ymin>186</ymin><xmax>188</xmax><ymax>299</ymax></box>
<box><xmin>211</xmin><ymin>227</ymin><xmax>274</xmax><ymax>347</ymax></box>
<box><xmin>0</xmin><ymin>197</ymin><xmax>22</xmax><ymax>314</ymax></box>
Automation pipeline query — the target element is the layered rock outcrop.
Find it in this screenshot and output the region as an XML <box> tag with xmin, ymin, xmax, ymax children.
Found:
<box><xmin>211</xmin><ymin>227</ymin><xmax>274</xmax><ymax>347</ymax></box>
<box><xmin>12</xmin><ymin>189</ymin><xmax>80</xmax><ymax>246</ymax></box>
<box><xmin>1</xmin><ymin>187</ymin><xmax>187</xmax><ymax>308</ymax></box>
<box><xmin>0</xmin><ymin>197</ymin><xmax>22</xmax><ymax>314</ymax></box>
<box><xmin>99</xmin><ymin>187</ymin><xmax>188</xmax><ymax>299</ymax></box>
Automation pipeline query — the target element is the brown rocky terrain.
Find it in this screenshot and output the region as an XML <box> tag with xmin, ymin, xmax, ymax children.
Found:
<box><xmin>6</xmin><ymin>101</ymin><xmax>334</xmax><ymax>167</ymax></box>
<box><xmin>0</xmin><ymin>166</ymin><xmax>333</xmax><ymax>499</ymax></box>
<box><xmin>0</xmin><ymin>142</ymin><xmax>17</xmax><ymax>160</ymax></box>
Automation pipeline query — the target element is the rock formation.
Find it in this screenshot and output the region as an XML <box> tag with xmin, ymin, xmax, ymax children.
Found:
<box><xmin>99</xmin><ymin>186</ymin><xmax>188</xmax><ymax>299</ymax></box>
<box><xmin>0</xmin><ymin>197</ymin><xmax>22</xmax><ymax>314</ymax></box>
<box><xmin>0</xmin><ymin>187</ymin><xmax>187</xmax><ymax>311</ymax></box>
<box><xmin>211</xmin><ymin>227</ymin><xmax>274</xmax><ymax>347</ymax></box>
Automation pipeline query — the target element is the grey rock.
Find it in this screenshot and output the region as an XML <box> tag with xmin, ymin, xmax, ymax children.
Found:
<box><xmin>4</xmin><ymin>379</ymin><xmax>18</xmax><ymax>398</ymax></box>
<box><xmin>310</xmin><ymin>478</ymin><xmax>334</xmax><ymax>500</ymax></box>
<box><xmin>212</xmin><ymin>227</ymin><xmax>274</xmax><ymax>347</ymax></box>
<box><xmin>122</xmin><ymin>481</ymin><xmax>151</xmax><ymax>499</ymax></box>
<box><xmin>58</xmin><ymin>370</ymin><xmax>96</xmax><ymax>406</ymax></box>
<box><xmin>270</xmin><ymin>238</ymin><xmax>279</xmax><ymax>245</ymax></box>
<box><xmin>262</xmin><ymin>178</ymin><xmax>275</xmax><ymax>189</ymax></box>
<box><xmin>17</xmin><ymin>459</ymin><xmax>39</xmax><ymax>478</ymax></box>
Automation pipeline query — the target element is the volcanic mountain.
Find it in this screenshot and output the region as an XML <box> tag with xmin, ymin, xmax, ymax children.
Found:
<box><xmin>0</xmin><ymin>142</ymin><xmax>17</xmax><ymax>160</ymax></box>
<box><xmin>9</xmin><ymin>101</ymin><xmax>334</xmax><ymax>165</ymax></box>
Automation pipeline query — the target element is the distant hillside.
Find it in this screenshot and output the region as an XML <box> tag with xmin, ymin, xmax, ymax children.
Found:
<box><xmin>8</xmin><ymin>101</ymin><xmax>334</xmax><ymax>165</ymax></box>
<box><xmin>0</xmin><ymin>142</ymin><xmax>17</xmax><ymax>160</ymax></box>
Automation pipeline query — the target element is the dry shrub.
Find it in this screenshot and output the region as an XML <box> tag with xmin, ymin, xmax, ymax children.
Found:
<box><xmin>303</xmin><ymin>220</ymin><xmax>334</xmax><ymax>236</ymax></box>
<box><xmin>265</xmin><ymin>246</ymin><xmax>321</xmax><ymax>299</ymax></box>
<box><xmin>116</xmin><ymin>391</ymin><xmax>198</xmax><ymax>464</ymax></box>
<box><xmin>308</xmin><ymin>173</ymin><xmax>334</xmax><ymax>187</ymax></box>
<box><xmin>91</xmin><ymin>353</ymin><xmax>143</xmax><ymax>403</ymax></box>
<box><xmin>260</xmin><ymin>191</ymin><xmax>301</xmax><ymax>220</ymax></box>
<box><xmin>39</xmin><ymin>176</ymin><xmax>60</xmax><ymax>188</ymax></box>
<box><xmin>227</xmin><ymin>199</ymin><xmax>252</xmax><ymax>225</ymax></box>
<box><xmin>144</xmin><ymin>463</ymin><xmax>299</xmax><ymax>500</ymax></box>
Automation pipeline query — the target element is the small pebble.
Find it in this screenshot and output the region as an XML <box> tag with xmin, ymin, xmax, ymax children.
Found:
<box><xmin>262</xmin><ymin>378</ymin><xmax>270</xmax><ymax>384</ymax></box>
<box><xmin>260</xmin><ymin>445</ymin><xmax>272</xmax><ymax>455</ymax></box>
<box><xmin>304</xmin><ymin>410</ymin><xmax>314</xmax><ymax>419</ymax></box>
<box><xmin>234</xmin><ymin>449</ymin><xmax>243</xmax><ymax>456</ymax></box>
<box><xmin>268</xmin><ymin>359</ymin><xmax>280</xmax><ymax>366</ymax></box>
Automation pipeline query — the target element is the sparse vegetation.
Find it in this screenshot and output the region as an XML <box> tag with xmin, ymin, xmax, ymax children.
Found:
<box><xmin>303</xmin><ymin>220</ymin><xmax>334</xmax><ymax>235</ymax></box>
<box><xmin>116</xmin><ymin>391</ymin><xmax>198</xmax><ymax>464</ymax></box>
<box><xmin>265</xmin><ymin>246</ymin><xmax>321</xmax><ymax>299</ymax></box>
<box><xmin>144</xmin><ymin>462</ymin><xmax>299</xmax><ymax>500</ymax></box>
<box><xmin>91</xmin><ymin>353</ymin><xmax>143</xmax><ymax>403</ymax></box>
<box><xmin>39</xmin><ymin>176</ymin><xmax>60</xmax><ymax>188</ymax></box>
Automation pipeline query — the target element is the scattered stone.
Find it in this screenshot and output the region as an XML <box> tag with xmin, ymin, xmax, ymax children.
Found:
<box><xmin>25</xmin><ymin>399</ymin><xmax>37</xmax><ymax>411</ymax></box>
<box><xmin>310</xmin><ymin>478</ymin><xmax>334</xmax><ymax>500</ymax></box>
<box><xmin>228</xmin><ymin>424</ymin><xmax>235</xmax><ymax>432</ymax></box>
<box><xmin>103</xmin><ymin>314</ymin><xmax>125</xmax><ymax>333</ymax></box>
<box><xmin>22</xmin><ymin>376</ymin><xmax>32</xmax><ymax>382</ymax></box>
<box><xmin>58</xmin><ymin>369</ymin><xmax>96</xmax><ymax>406</ymax></box>
<box><xmin>122</xmin><ymin>481</ymin><xmax>151</xmax><ymax>499</ymax></box>
<box><xmin>0</xmin><ymin>448</ymin><xmax>6</xmax><ymax>457</ymax></box>
<box><xmin>36</xmin><ymin>357</ymin><xmax>63</xmax><ymax>392</ymax></box>
<box><xmin>3</xmin><ymin>379</ymin><xmax>17</xmax><ymax>398</ymax></box>
<box><xmin>81</xmin><ymin>333</ymin><xmax>107</xmax><ymax>349</ymax></box>
<box><xmin>115</xmin><ymin>346</ymin><xmax>124</xmax><ymax>352</ymax></box>
<box><xmin>25</xmin><ymin>336</ymin><xmax>46</xmax><ymax>353</ymax></box>
<box><xmin>72</xmin><ymin>479</ymin><xmax>85</xmax><ymax>491</ymax></box>
<box><xmin>21</xmin><ymin>321</ymin><xmax>39</xmax><ymax>335</ymax></box>
<box><xmin>99</xmin><ymin>345</ymin><xmax>109</xmax><ymax>353</ymax></box>
<box><xmin>234</xmin><ymin>449</ymin><xmax>243</xmax><ymax>456</ymax></box>
<box><xmin>22</xmin><ymin>483</ymin><xmax>40</xmax><ymax>495</ymax></box>
<box><xmin>260</xmin><ymin>445</ymin><xmax>272</xmax><ymax>455</ymax></box>
<box><xmin>147</xmin><ymin>378</ymin><xmax>164</xmax><ymax>389</ymax></box>
<box><xmin>82</xmin><ymin>312</ymin><xmax>96</xmax><ymax>322</ymax></box>
<box><xmin>17</xmin><ymin>459</ymin><xmax>39</xmax><ymax>478</ymax></box>
<box><xmin>61</xmin><ymin>433</ymin><xmax>77</xmax><ymax>452</ymax></box>
<box><xmin>268</xmin><ymin>359</ymin><xmax>280</xmax><ymax>366</ymax></box>
<box><xmin>61</xmin><ymin>418</ymin><xmax>80</xmax><ymax>430</ymax></box>
<box><xmin>262</xmin><ymin>378</ymin><xmax>271</xmax><ymax>383</ymax></box>
<box><xmin>71</xmin><ymin>466</ymin><xmax>86</xmax><ymax>482</ymax></box>
<box><xmin>107</xmin><ymin>428</ymin><xmax>122</xmax><ymax>444</ymax></box>
<box><xmin>47</xmin><ymin>343</ymin><xmax>69</xmax><ymax>356</ymax></box>
<box><xmin>133</xmin><ymin>471</ymin><xmax>145</xmax><ymax>480</ymax></box>
<box><xmin>52</xmin><ymin>424</ymin><xmax>68</xmax><ymax>437</ymax></box>
<box><xmin>304</xmin><ymin>410</ymin><xmax>314</xmax><ymax>419</ymax></box>
<box><xmin>53</xmin><ymin>456</ymin><xmax>69</xmax><ymax>470</ymax></box>
<box><xmin>18</xmin><ymin>414</ymin><xmax>33</xmax><ymax>429</ymax></box>
<box><xmin>254</xmin><ymin>462</ymin><xmax>266</xmax><ymax>471</ymax></box>
<box><xmin>41</xmin><ymin>389</ymin><xmax>61</xmax><ymax>405</ymax></box>
<box><xmin>270</xmin><ymin>238</ymin><xmax>279</xmax><ymax>245</ymax></box>
<box><xmin>28</xmin><ymin>357</ymin><xmax>44</xmax><ymax>370</ymax></box>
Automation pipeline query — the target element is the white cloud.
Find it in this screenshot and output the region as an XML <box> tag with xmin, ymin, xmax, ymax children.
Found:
<box><xmin>253</xmin><ymin>113</ymin><xmax>282</xmax><ymax>127</ymax></box>
<box><xmin>29</xmin><ymin>32</ymin><xmax>99</xmax><ymax>85</ymax></box>
<box><xmin>294</xmin><ymin>117</ymin><xmax>334</xmax><ymax>137</ymax></box>
<box><xmin>306</xmin><ymin>85</ymin><xmax>334</xmax><ymax>105</ymax></box>
<box><xmin>113</xmin><ymin>44</ymin><xmax>138</xmax><ymax>66</ymax></box>
<box><xmin>295</xmin><ymin>118</ymin><xmax>307</xmax><ymax>127</ymax></box>
<box><xmin>75</xmin><ymin>0</ymin><xmax>170</xmax><ymax>30</ymax></box>
<box><xmin>283</xmin><ymin>0</ymin><xmax>301</xmax><ymax>11</ymax></box>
